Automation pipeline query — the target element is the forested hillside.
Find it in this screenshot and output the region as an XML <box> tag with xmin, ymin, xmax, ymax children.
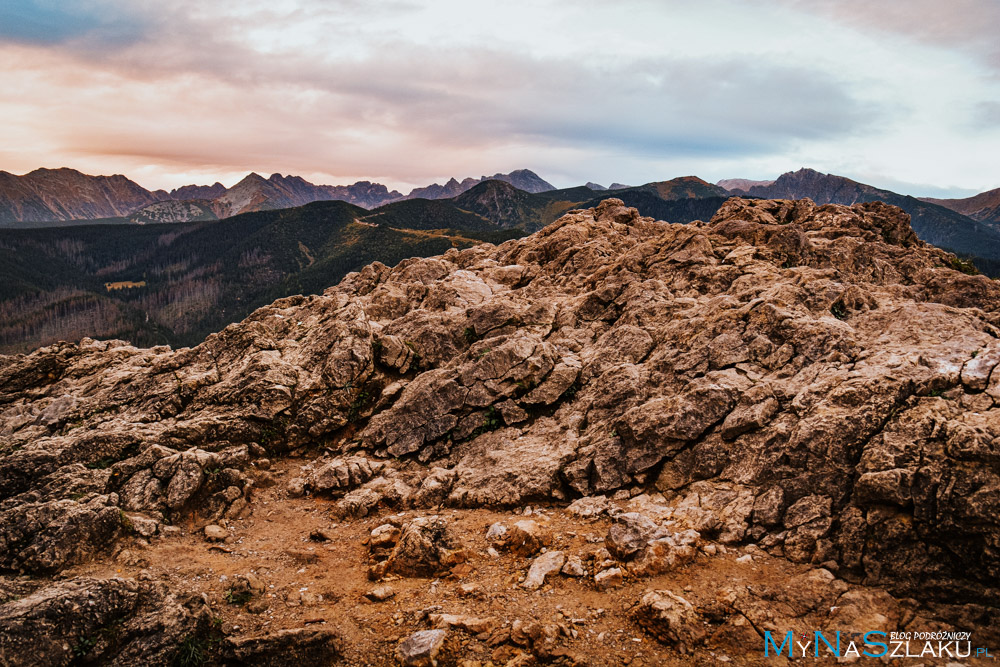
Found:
<box><xmin>0</xmin><ymin>201</ymin><xmax>507</xmax><ymax>352</ymax></box>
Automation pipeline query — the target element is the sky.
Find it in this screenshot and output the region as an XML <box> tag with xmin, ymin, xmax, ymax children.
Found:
<box><xmin>0</xmin><ymin>0</ymin><xmax>998</xmax><ymax>197</ymax></box>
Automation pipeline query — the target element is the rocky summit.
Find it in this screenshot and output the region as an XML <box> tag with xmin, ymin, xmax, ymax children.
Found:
<box><xmin>2</xmin><ymin>197</ymin><xmax>1000</xmax><ymax>665</ymax></box>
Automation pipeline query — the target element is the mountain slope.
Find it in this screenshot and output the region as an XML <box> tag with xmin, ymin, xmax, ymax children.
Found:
<box><xmin>128</xmin><ymin>199</ymin><xmax>218</xmax><ymax>224</ymax></box>
<box><xmin>168</xmin><ymin>182</ymin><xmax>227</xmax><ymax>200</ymax></box>
<box><xmin>0</xmin><ymin>168</ymin><xmax>558</xmax><ymax>225</ymax></box>
<box><xmin>923</xmin><ymin>187</ymin><xmax>1000</xmax><ymax>226</ymax></box>
<box><xmin>569</xmin><ymin>177</ymin><xmax>732</xmax><ymax>229</ymax></box>
<box><xmin>451</xmin><ymin>180</ymin><xmax>553</xmax><ymax>228</ymax></box>
<box><xmin>0</xmin><ymin>168</ymin><xmax>166</xmax><ymax>224</ymax></box>
<box><xmin>0</xmin><ymin>200</ymin><xmax>499</xmax><ymax>352</ymax></box>
<box><xmin>360</xmin><ymin>198</ymin><xmax>498</xmax><ymax>232</ymax></box>
<box><xmin>209</xmin><ymin>173</ymin><xmax>404</xmax><ymax>217</ymax></box>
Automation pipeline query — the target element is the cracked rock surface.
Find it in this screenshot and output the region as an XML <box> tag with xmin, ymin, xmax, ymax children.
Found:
<box><xmin>1</xmin><ymin>197</ymin><xmax>1000</xmax><ymax>663</ymax></box>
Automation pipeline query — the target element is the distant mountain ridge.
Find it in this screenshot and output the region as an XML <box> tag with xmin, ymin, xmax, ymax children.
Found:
<box><xmin>207</xmin><ymin>172</ymin><xmax>404</xmax><ymax>218</ymax></box>
<box><xmin>717</xmin><ymin>178</ymin><xmax>774</xmax><ymax>192</ymax></box>
<box><xmin>0</xmin><ymin>167</ymin><xmax>557</xmax><ymax>225</ymax></box>
<box><xmin>0</xmin><ymin>168</ymin><xmax>165</xmax><ymax>224</ymax></box>
<box><xmin>403</xmin><ymin>169</ymin><xmax>555</xmax><ymax>200</ymax></box>
<box><xmin>922</xmin><ymin>187</ymin><xmax>1000</xmax><ymax>226</ymax></box>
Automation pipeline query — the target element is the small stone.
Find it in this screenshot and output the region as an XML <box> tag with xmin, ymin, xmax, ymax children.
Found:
<box><xmin>566</xmin><ymin>496</ymin><xmax>611</xmax><ymax>519</ymax></box>
<box><xmin>310</xmin><ymin>528</ymin><xmax>335</xmax><ymax>542</ymax></box>
<box><xmin>246</xmin><ymin>598</ymin><xmax>269</xmax><ymax>614</ymax></box>
<box><xmin>396</xmin><ymin>629</ymin><xmax>447</xmax><ymax>666</ymax></box>
<box><xmin>485</xmin><ymin>522</ymin><xmax>508</xmax><ymax>543</ymax></box>
<box><xmin>523</xmin><ymin>551</ymin><xmax>566</xmax><ymax>590</ymax></box>
<box><xmin>126</xmin><ymin>513</ymin><xmax>159</xmax><ymax>538</ymax></box>
<box><xmin>458</xmin><ymin>582</ymin><xmax>481</xmax><ymax>598</ymax></box>
<box><xmin>561</xmin><ymin>555</ymin><xmax>586</xmax><ymax>577</ymax></box>
<box><xmin>594</xmin><ymin>568</ymin><xmax>624</xmax><ymax>590</ymax></box>
<box><xmin>287</xmin><ymin>477</ymin><xmax>306</xmax><ymax>497</ymax></box>
<box><xmin>367</xmin><ymin>585</ymin><xmax>396</xmax><ymax>602</ymax></box>
<box><xmin>204</xmin><ymin>524</ymin><xmax>227</xmax><ymax>542</ymax></box>
<box><xmin>507</xmin><ymin>520</ymin><xmax>552</xmax><ymax>558</ymax></box>
<box><xmin>429</xmin><ymin>613</ymin><xmax>494</xmax><ymax>634</ymax></box>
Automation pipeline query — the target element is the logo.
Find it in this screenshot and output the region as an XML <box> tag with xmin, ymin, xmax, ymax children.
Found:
<box><xmin>763</xmin><ymin>631</ymin><xmax>994</xmax><ymax>659</ymax></box>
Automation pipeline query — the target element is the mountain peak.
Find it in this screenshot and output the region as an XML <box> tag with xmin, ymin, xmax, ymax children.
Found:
<box><xmin>237</xmin><ymin>172</ymin><xmax>268</xmax><ymax>185</ymax></box>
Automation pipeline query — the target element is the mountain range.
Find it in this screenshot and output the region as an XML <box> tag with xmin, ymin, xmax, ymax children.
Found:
<box><xmin>0</xmin><ymin>175</ymin><xmax>751</xmax><ymax>353</ymax></box>
<box><xmin>402</xmin><ymin>169</ymin><xmax>555</xmax><ymax>200</ymax></box>
<box><xmin>0</xmin><ymin>167</ymin><xmax>556</xmax><ymax>225</ymax></box>
<box><xmin>2</xmin><ymin>164</ymin><xmax>1000</xmax><ymax>354</ymax></box>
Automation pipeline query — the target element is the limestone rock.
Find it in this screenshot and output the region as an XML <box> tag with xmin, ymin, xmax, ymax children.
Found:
<box><xmin>594</xmin><ymin>567</ymin><xmax>623</xmax><ymax>590</ymax></box>
<box><xmin>366</xmin><ymin>585</ymin><xmax>395</xmax><ymax>602</ymax></box>
<box><xmin>506</xmin><ymin>520</ymin><xmax>552</xmax><ymax>558</ymax></box>
<box><xmin>561</xmin><ymin>555</ymin><xmax>586</xmax><ymax>577</ymax></box>
<box><xmin>2</xmin><ymin>196</ymin><xmax>1000</xmax><ymax>636</ymax></box>
<box><xmin>304</xmin><ymin>455</ymin><xmax>384</xmax><ymax>494</ymax></box>
<box><xmin>428</xmin><ymin>613</ymin><xmax>494</xmax><ymax>634</ymax></box>
<box><xmin>382</xmin><ymin>517</ymin><xmax>463</xmax><ymax>578</ymax></box>
<box><xmin>0</xmin><ymin>577</ymin><xmax>211</xmax><ymax>666</ymax></box>
<box><xmin>566</xmin><ymin>496</ymin><xmax>610</xmax><ymax>519</ymax></box>
<box><xmin>203</xmin><ymin>524</ymin><xmax>227</xmax><ymax>542</ymax></box>
<box><xmin>633</xmin><ymin>590</ymin><xmax>706</xmax><ymax>653</ymax></box>
<box><xmin>605</xmin><ymin>512</ymin><xmax>667</xmax><ymax>560</ymax></box>
<box><xmin>0</xmin><ymin>497</ymin><xmax>122</xmax><ymax>573</ymax></box>
<box><xmin>396</xmin><ymin>629</ymin><xmax>447</xmax><ymax>666</ymax></box>
<box><xmin>522</xmin><ymin>551</ymin><xmax>566</xmax><ymax>590</ymax></box>
<box><xmin>222</xmin><ymin>628</ymin><xmax>344</xmax><ymax>665</ymax></box>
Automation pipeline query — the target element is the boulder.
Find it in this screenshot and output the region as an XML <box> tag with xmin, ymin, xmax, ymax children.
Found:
<box><xmin>395</xmin><ymin>629</ymin><xmax>447</xmax><ymax>667</ymax></box>
<box><xmin>633</xmin><ymin>590</ymin><xmax>706</xmax><ymax>653</ymax></box>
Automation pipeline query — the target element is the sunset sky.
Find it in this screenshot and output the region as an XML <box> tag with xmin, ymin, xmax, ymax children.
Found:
<box><xmin>1</xmin><ymin>0</ymin><xmax>998</xmax><ymax>196</ymax></box>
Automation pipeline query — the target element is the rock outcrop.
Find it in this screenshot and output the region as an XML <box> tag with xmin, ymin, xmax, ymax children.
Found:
<box><xmin>0</xmin><ymin>577</ymin><xmax>212</xmax><ymax>666</ymax></box>
<box><xmin>2</xmin><ymin>196</ymin><xmax>1000</xmax><ymax>660</ymax></box>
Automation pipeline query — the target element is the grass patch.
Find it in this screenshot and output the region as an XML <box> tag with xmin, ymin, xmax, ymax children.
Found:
<box><xmin>224</xmin><ymin>588</ymin><xmax>253</xmax><ymax>606</ymax></box>
<box><xmin>469</xmin><ymin>406</ymin><xmax>503</xmax><ymax>440</ymax></box>
<box><xmin>72</xmin><ymin>635</ymin><xmax>97</xmax><ymax>658</ymax></box>
<box><xmin>348</xmin><ymin>389</ymin><xmax>372</xmax><ymax>423</ymax></box>
<box><xmin>947</xmin><ymin>256</ymin><xmax>979</xmax><ymax>276</ymax></box>
<box><xmin>173</xmin><ymin>634</ymin><xmax>208</xmax><ymax>667</ymax></box>
<box><xmin>86</xmin><ymin>457</ymin><xmax>116</xmax><ymax>470</ymax></box>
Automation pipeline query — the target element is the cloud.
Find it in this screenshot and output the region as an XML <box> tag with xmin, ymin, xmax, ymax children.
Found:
<box><xmin>0</xmin><ymin>41</ymin><xmax>880</xmax><ymax>186</ymax></box>
<box><xmin>0</xmin><ymin>0</ymin><xmax>995</xmax><ymax>192</ymax></box>
<box><xmin>778</xmin><ymin>0</ymin><xmax>1000</xmax><ymax>72</ymax></box>
<box><xmin>971</xmin><ymin>101</ymin><xmax>1000</xmax><ymax>128</ymax></box>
